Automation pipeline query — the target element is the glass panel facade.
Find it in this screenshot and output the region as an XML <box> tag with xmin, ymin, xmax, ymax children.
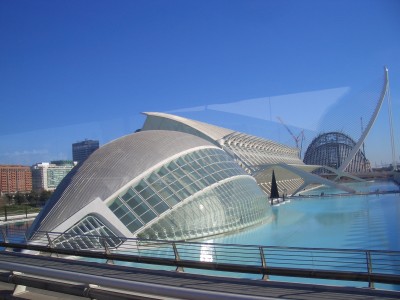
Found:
<box><xmin>137</xmin><ymin>176</ymin><xmax>268</xmax><ymax>240</ymax></box>
<box><xmin>107</xmin><ymin>147</ymin><xmax>252</xmax><ymax>236</ymax></box>
<box><xmin>52</xmin><ymin>215</ymin><xmax>123</xmax><ymax>250</ymax></box>
<box><xmin>46</xmin><ymin>166</ymin><xmax>74</xmax><ymax>190</ymax></box>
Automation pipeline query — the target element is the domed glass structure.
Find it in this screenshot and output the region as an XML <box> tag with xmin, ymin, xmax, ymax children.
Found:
<box><xmin>303</xmin><ymin>132</ymin><xmax>371</xmax><ymax>173</ymax></box>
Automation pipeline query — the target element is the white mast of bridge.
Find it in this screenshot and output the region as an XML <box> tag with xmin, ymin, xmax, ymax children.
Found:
<box><xmin>386</xmin><ymin>66</ymin><xmax>397</xmax><ymax>171</ymax></box>
<box><xmin>338</xmin><ymin>67</ymin><xmax>389</xmax><ymax>173</ymax></box>
<box><xmin>338</xmin><ymin>66</ymin><xmax>397</xmax><ymax>173</ymax></box>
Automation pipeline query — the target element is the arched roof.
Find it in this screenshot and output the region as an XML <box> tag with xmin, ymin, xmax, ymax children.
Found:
<box><xmin>303</xmin><ymin>131</ymin><xmax>357</xmax><ymax>167</ymax></box>
<box><xmin>142</xmin><ymin>112</ymin><xmax>234</xmax><ymax>144</ymax></box>
<box><xmin>305</xmin><ymin>131</ymin><xmax>355</xmax><ymax>151</ymax></box>
<box><xmin>303</xmin><ymin>131</ymin><xmax>371</xmax><ymax>175</ymax></box>
<box><xmin>29</xmin><ymin>130</ymin><xmax>218</xmax><ymax>234</ymax></box>
<box><xmin>142</xmin><ymin>112</ymin><xmax>302</xmax><ymax>166</ymax></box>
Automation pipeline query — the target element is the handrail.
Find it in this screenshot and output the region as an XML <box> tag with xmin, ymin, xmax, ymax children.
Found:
<box><xmin>0</xmin><ymin>229</ymin><xmax>399</xmax><ymax>288</ymax></box>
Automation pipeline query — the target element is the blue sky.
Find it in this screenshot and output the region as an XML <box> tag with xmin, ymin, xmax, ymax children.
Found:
<box><xmin>0</xmin><ymin>0</ymin><xmax>399</xmax><ymax>167</ymax></box>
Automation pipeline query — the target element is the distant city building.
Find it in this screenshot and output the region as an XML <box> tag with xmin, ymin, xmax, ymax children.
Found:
<box><xmin>303</xmin><ymin>132</ymin><xmax>372</xmax><ymax>173</ymax></box>
<box><xmin>32</xmin><ymin>161</ymin><xmax>76</xmax><ymax>192</ymax></box>
<box><xmin>72</xmin><ymin>139</ymin><xmax>99</xmax><ymax>163</ymax></box>
<box><xmin>0</xmin><ymin>165</ymin><xmax>32</xmax><ymax>195</ymax></box>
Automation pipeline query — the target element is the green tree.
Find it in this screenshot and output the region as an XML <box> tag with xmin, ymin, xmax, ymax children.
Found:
<box><xmin>14</xmin><ymin>192</ymin><xmax>27</xmax><ymax>205</ymax></box>
<box><xmin>4</xmin><ymin>194</ymin><xmax>12</xmax><ymax>205</ymax></box>
<box><xmin>39</xmin><ymin>190</ymin><xmax>53</xmax><ymax>204</ymax></box>
<box><xmin>27</xmin><ymin>191</ymin><xmax>40</xmax><ymax>206</ymax></box>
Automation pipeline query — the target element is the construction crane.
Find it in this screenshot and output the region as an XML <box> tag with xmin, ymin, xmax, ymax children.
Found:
<box><xmin>277</xmin><ymin>117</ymin><xmax>305</xmax><ymax>159</ymax></box>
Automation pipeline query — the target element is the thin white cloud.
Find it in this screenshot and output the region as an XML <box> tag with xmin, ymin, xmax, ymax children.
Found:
<box><xmin>0</xmin><ymin>149</ymin><xmax>49</xmax><ymax>157</ymax></box>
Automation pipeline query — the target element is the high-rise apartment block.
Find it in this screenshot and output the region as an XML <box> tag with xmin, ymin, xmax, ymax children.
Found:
<box><xmin>31</xmin><ymin>161</ymin><xmax>76</xmax><ymax>192</ymax></box>
<box><xmin>0</xmin><ymin>165</ymin><xmax>32</xmax><ymax>195</ymax></box>
<box><xmin>72</xmin><ymin>139</ymin><xmax>99</xmax><ymax>163</ymax></box>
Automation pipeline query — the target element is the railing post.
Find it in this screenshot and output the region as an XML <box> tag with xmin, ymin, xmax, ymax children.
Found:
<box><xmin>45</xmin><ymin>232</ymin><xmax>58</xmax><ymax>257</ymax></box>
<box><xmin>101</xmin><ymin>237</ymin><xmax>114</xmax><ymax>265</ymax></box>
<box><xmin>260</xmin><ymin>247</ymin><xmax>269</xmax><ymax>281</ymax></box>
<box><xmin>1</xmin><ymin>228</ymin><xmax>9</xmax><ymax>244</ymax></box>
<box><xmin>0</xmin><ymin>228</ymin><xmax>13</xmax><ymax>252</ymax></box>
<box><xmin>213</xmin><ymin>244</ymin><xmax>218</xmax><ymax>263</ymax></box>
<box><xmin>24</xmin><ymin>231</ymin><xmax>29</xmax><ymax>244</ymax></box>
<box><xmin>136</xmin><ymin>239</ymin><xmax>141</xmax><ymax>257</ymax></box>
<box><xmin>172</xmin><ymin>241</ymin><xmax>184</xmax><ymax>272</ymax></box>
<box><xmin>366</xmin><ymin>250</ymin><xmax>374</xmax><ymax>289</ymax></box>
<box><xmin>4</xmin><ymin>206</ymin><xmax>7</xmax><ymax>222</ymax></box>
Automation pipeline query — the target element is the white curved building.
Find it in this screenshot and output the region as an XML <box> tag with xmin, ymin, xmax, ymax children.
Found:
<box><xmin>28</xmin><ymin>129</ymin><xmax>268</xmax><ymax>247</ymax></box>
<box><xmin>28</xmin><ymin>112</ymin><xmax>353</xmax><ymax>247</ymax></box>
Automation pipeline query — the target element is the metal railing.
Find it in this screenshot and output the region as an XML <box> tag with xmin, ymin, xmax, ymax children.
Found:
<box><xmin>0</xmin><ymin>205</ymin><xmax>40</xmax><ymax>222</ymax></box>
<box><xmin>1</xmin><ymin>229</ymin><xmax>399</xmax><ymax>288</ymax></box>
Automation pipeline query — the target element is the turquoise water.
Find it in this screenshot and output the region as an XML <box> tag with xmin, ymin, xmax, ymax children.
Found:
<box><xmin>188</xmin><ymin>180</ymin><xmax>400</xmax><ymax>289</ymax></box>
<box><xmin>208</xmin><ymin>181</ymin><xmax>400</xmax><ymax>251</ymax></box>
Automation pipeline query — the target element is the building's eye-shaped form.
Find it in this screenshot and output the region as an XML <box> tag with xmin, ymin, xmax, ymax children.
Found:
<box><xmin>28</xmin><ymin>130</ymin><xmax>269</xmax><ymax>248</ymax></box>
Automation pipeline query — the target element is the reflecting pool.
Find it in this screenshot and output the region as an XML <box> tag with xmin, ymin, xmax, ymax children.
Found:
<box><xmin>195</xmin><ymin>180</ymin><xmax>400</xmax><ymax>289</ymax></box>
<box><xmin>209</xmin><ymin>180</ymin><xmax>400</xmax><ymax>251</ymax></box>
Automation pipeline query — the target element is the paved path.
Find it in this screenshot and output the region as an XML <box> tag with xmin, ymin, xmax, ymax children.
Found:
<box><xmin>0</xmin><ymin>251</ymin><xmax>399</xmax><ymax>300</ymax></box>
